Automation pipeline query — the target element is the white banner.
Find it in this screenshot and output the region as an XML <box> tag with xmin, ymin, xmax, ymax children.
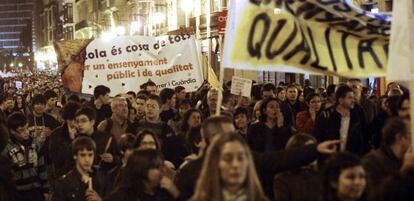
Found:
<box><xmin>387</xmin><ymin>0</ymin><xmax>414</xmax><ymax>81</ymax></box>
<box><xmin>55</xmin><ymin>35</ymin><xmax>202</xmax><ymax>95</ymax></box>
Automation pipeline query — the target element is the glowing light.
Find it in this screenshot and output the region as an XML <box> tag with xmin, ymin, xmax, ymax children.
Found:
<box><xmin>116</xmin><ymin>26</ymin><xmax>126</xmax><ymax>35</ymax></box>
<box><xmin>101</xmin><ymin>31</ymin><xmax>116</xmax><ymax>41</ymax></box>
<box><xmin>153</xmin><ymin>12</ymin><xmax>165</xmax><ymax>24</ymax></box>
<box><xmin>181</xmin><ymin>0</ymin><xmax>194</xmax><ymax>12</ymax></box>
<box><xmin>130</xmin><ymin>21</ymin><xmax>141</xmax><ymax>35</ymax></box>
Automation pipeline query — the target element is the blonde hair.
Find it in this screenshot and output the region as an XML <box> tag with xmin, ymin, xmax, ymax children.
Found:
<box><xmin>190</xmin><ymin>133</ymin><xmax>268</xmax><ymax>201</ymax></box>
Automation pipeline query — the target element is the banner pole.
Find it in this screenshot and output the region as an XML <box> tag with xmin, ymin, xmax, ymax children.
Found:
<box><xmin>409</xmin><ymin>80</ymin><xmax>414</xmax><ymax>146</ymax></box>
<box><xmin>216</xmin><ymin>34</ymin><xmax>224</xmax><ymax>116</ymax></box>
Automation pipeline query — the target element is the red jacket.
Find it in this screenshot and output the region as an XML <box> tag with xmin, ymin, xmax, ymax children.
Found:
<box><xmin>296</xmin><ymin>111</ymin><xmax>315</xmax><ymax>134</ymax></box>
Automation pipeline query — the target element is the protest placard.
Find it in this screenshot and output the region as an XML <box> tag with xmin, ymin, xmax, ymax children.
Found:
<box><xmin>55</xmin><ymin>35</ymin><xmax>203</xmax><ymax>95</ymax></box>
<box><xmin>223</xmin><ymin>0</ymin><xmax>391</xmax><ymax>78</ymax></box>
<box><xmin>230</xmin><ymin>76</ymin><xmax>252</xmax><ymax>97</ymax></box>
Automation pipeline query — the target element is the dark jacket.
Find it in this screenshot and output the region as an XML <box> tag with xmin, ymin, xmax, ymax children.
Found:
<box><xmin>313</xmin><ymin>106</ymin><xmax>368</xmax><ymax>156</ymax></box>
<box><xmin>127</xmin><ymin>120</ymin><xmax>188</xmax><ymax>167</ymax></box>
<box><xmin>175</xmin><ymin>144</ymin><xmax>320</xmax><ymax>201</ymax></box>
<box><xmin>285</xmin><ymin>100</ymin><xmax>307</xmax><ymax>126</ymax></box>
<box><xmin>247</xmin><ymin>122</ymin><xmax>292</xmax><ymax>152</ymax></box>
<box><xmin>78</xmin><ymin>131</ymin><xmax>121</xmax><ymax>172</ymax></box>
<box><xmin>52</xmin><ymin>167</ymin><xmax>111</xmax><ymax>201</ymax></box>
<box><xmin>362</xmin><ymin>146</ymin><xmax>402</xmax><ymax>199</ymax></box>
<box><xmin>1</xmin><ymin>136</ymin><xmax>50</xmax><ymax>194</ymax></box>
<box><xmin>86</xmin><ymin>101</ymin><xmax>112</xmax><ymax>128</ymax></box>
<box><xmin>27</xmin><ymin>113</ymin><xmax>61</xmax><ymax>130</ymax></box>
<box><xmin>273</xmin><ymin>168</ymin><xmax>321</xmax><ymax>201</ymax></box>
<box><xmin>0</xmin><ymin>156</ymin><xmax>17</xmax><ymax>201</ymax></box>
<box><xmin>104</xmin><ymin>188</ymin><xmax>176</xmax><ymax>201</ymax></box>
<box><xmin>360</xmin><ymin>96</ymin><xmax>377</xmax><ymax>125</ymax></box>
<box><xmin>49</xmin><ymin>123</ymin><xmax>75</xmax><ymax>179</ymax></box>
<box><xmin>368</xmin><ymin>112</ymin><xmax>389</xmax><ymax>149</ymax></box>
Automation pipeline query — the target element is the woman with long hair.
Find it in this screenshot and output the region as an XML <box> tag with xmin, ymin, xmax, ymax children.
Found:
<box><xmin>179</xmin><ymin>108</ymin><xmax>202</xmax><ymax>135</ymax></box>
<box><xmin>14</xmin><ymin>94</ymin><xmax>27</xmax><ymax>115</ymax></box>
<box><xmin>104</xmin><ymin>149</ymin><xmax>179</xmax><ymax>201</ymax></box>
<box><xmin>320</xmin><ymin>152</ymin><xmax>367</xmax><ymax>201</ymax></box>
<box><xmin>190</xmin><ymin>133</ymin><xmax>268</xmax><ymax>201</ymax></box>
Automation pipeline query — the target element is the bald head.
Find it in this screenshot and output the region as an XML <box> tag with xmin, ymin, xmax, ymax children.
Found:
<box><xmin>201</xmin><ymin>115</ymin><xmax>235</xmax><ymax>145</ymax></box>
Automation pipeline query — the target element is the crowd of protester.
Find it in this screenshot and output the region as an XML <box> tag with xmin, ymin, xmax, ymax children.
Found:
<box><xmin>0</xmin><ymin>73</ymin><xmax>414</xmax><ymax>201</ymax></box>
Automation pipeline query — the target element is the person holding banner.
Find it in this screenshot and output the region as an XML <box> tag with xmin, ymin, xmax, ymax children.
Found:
<box><xmin>52</xmin><ymin>136</ymin><xmax>110</xmax><ymax>201</ymax></box>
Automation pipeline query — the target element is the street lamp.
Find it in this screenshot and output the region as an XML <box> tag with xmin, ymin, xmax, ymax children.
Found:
<box><xmin>10</xmin><ymin>63</ymin><xmax>14</xmax><ymax>67</ymax></box>
<box><xmin>18</xmin><ymin>63</ymin><xmax>22</xmax><ymax>68</ymax></box>
<box><xmin>181</xmin><ymin>0</ymin><xmax>194</xmax><ymax>27</ymax></box>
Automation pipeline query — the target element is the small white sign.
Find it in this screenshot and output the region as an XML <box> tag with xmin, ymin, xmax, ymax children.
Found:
<box><xmin>15</xmin><ymin>81</ymin><xmax>22</xmax><ymax>90</ymax></box>
<box><xmin>231</xmin><ymin>76</ymin><xmax>252</xmax><ymax>97</ymax></box>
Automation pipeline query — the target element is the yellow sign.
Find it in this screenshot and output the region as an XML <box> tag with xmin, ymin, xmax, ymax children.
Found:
<box><xmin>223</xmin><ymin>1</ymin><xmax>390</xmax><ymax>77</ymax></box>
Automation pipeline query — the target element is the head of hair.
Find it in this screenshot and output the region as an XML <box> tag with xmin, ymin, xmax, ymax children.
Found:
<box><xmin>61</xmin><ymin>101</ymin><xmax>81</xmax><ymax>121</ymax></box>
<box><xmin>136</xmin><ymin>93</ymin><xmax>148</xmax><ymax>101</ymax></box>
<box><xmin>379</xmin><ymin>169</ymin><xmax>414</xmax><ymax>201</ymax></box>
<box><xmin>119</xmin><ymin>133</ymin><xmax>136</xmax><ymax>153</ymax></box>
<box><xmin>146</xmin><ymin>94</ymin><xmax>162</xmax><ymax>107</ymax></box>
<box><xmin>276</xmin><ymin>86</ymin><xmax>286</xmax><ymax>95</ymax></box>
<box><xmin>320</xmin><ymin>152</ymin><xmax>365</xmax><ymax>201</ymax></box>
<box><xmin>285</xmin><ymin>133</ymin><xmax>317</xmax><ymax>149</ymax></box>
<box><xmin>44</xmin><ymin>89</ymin><xmax>58</xmax><ymax>101</ymax></box>
<box><xmin>207</xmin><ymin>88</ymin><xmax>219</xmax><ymax>99</ymax></box>
<box><xmin>72</xmin><ymin>136</ymin><xmax>96</xmax><ymax>156</ymax></box>
<box><xmin>126</xmin><ymin>91</ymin><xmax>136</xmax><ymax>98</ymax></box>
<box><xmin>222</xmin><ymin>90</ymin><xmax>233</xmax><ymax>105</ymax></box>
<box><xmin>177</xmin><ymin>99</ymin><xmax>192</xmax><ymax>108</ymax></box>
<box><xmin>386</xmin><ymin>95</ymin><xmax>403</xmax><ymax>116</ymax></box>
<box><xmin>326</xmin><ymin>84</ymin><xmax>337</xmax><ymax>97</ymax></box>
<box><xmin>93</xmin><ymin>85</ymin><xmax>110</xmax><ymax>99</ymax></box>
<box><xmin>111</xmin><ymin>97</ymin><xmax>127</xmax><ymax>109</ymax></box>
<box><xmin>261</xmin><ymin>83</ymin><xmax>276</xmax><ymax>92</ymax></box>
<box><xmin>191</xmin><ymin>133</ymin><xmax>267</xmax><ymax>201</ymax></box>
<box><xmin>305</xmin><ymin>93</ymin><xmax>321</xmax><ymax>103</ymax></box>
<box><xmin>159</xmin><ymin>88</ymin><xmax>175</xmax><ymax>104</ymax></box>
<box><xmin>335</xmin><ymin>85</ymin><xmax>353</xmax><ymax>103</ymax></box>
<box><xmin>234</xmin><ymin>107</ymin><xmax>250</xmax><ymax>120</ymax></box>
<box><xmin>144</xmin><ymin>80</ymin><xmax>156</xmax><ymax>90</ymax></box>
<box><xmin>7</xmin><ymin>112</ymin><xmax>27</xmax><ymax>131</ymax></box>
<box><xmin>113</xmin><ymin>149</ymin><xmax>163</xmax><ymax>198</ymax></box>
<box><xmin>201</xmin><ymin>115</ymin><xmax>233</xmax><ymax>145</ymax></box>
<box><xmin>251</xmin><ymin>84</ymin><xmax>262</xmax><ymax>100</ymax></box>
<box><xmin>259</xmin><ymin>97</ymin><xmax>279</xmax><ymax>122</ymax></box>
<box><xmin>134</xmin><ymin>130</ymin><xmax>161</xmax><ymax>152</ymax></box>
<box><xmin>75</xmin><ymin>107</ymin><xmax>96</xmax><ymax>121</ymax></box>
<box><xmin>398</xmin><ymin>94</ymin><xmax>410</xmax><ymax>110</ymax></box>
<box><xmin>286</xmin><ymin>84</ymin><xmax>298</xmax><ymax>91</ymax></box>
<box><xmin>382</xmin><ymin>117</ymin><xmax>409</xmax><ymax>146</ymax></box>
<box><xmin>181</xmin><ymin>108</ymin><xmax>202</xmax><ymax>133</ymax></box>
<box><xmin>186</xmin><ymin>124</ymin><xmax>202</xmax><ymax>154</ymax></box>
<box><xmin>31</xmin><ymin>94</ymin><xmax>46</xmax><ymax>106</ymax></box>
<box><xmin>67</xmin><ymin>94</ymin><xmax>81</xmax><ymax>103</ymax></box>
<box><xmin>175</xmin><ymin>86</ymin><xmax>185</xmax><ymax>93</ymax></box>
<box><xmin>137</xmin><ymin>90</ymin><xmax>150</xmax><ymax>100</ymax></box>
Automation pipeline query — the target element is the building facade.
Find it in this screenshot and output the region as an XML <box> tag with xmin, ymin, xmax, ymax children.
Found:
<box><xmin>0</xmin><ymin>0</ymin><xmax>36</xmax><ymax>72</ymax></box>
